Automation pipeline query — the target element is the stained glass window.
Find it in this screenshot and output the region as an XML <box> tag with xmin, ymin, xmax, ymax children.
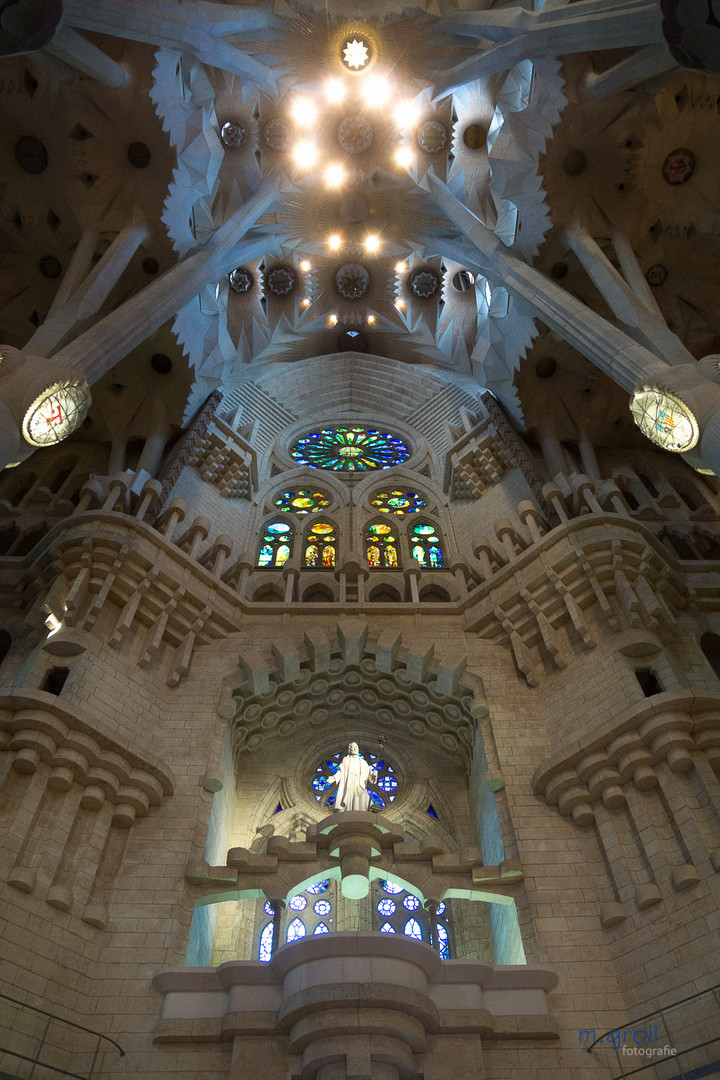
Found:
<box><xmin>304</xmin><ymin>521</ymin><xmax>336</xmax><ymax>568</ymax></box>
<box><xmin>380</xmin><ymin>922</ymin><xmax>396</xmax><ymax>934</ymax></box>
<box><xmin>404</xmin><ymin>918</ymin><xmax>423</xmax><ymax>941</ymax></box>
<box><xmin>380</xmin><ymin>881</ymin><xmax>404</xmax><ymax>895</ymax></box>
<box><xmin>409</xmin><ymin>522</ymin><xmax>443</xmax><ymax>568</ymax></box>
<box><xmin>257</xmin><ymin>520</ymin><xmax>293</xmax><ymax>567</ymax></box>
<box><xmin>313</xmin><ymin>899</ymin><xmax>331</xmax><ymax>916</ymax></box>
<box><xmin>365</xmin><ymin>521</ymin><xmax>399</xmax><ymax>568</ymax></box>
<box><xmin>286</xmin><ymin>918</ymin><xmax>306</xmax><ymax>943</ymax></box>
<box><xmin>307</xmin><ymin>880</ymin><xmax>330</xmax><ymax>894</ymax></box>
<box><xmin>370</xmin><ymin>489</ymin><xmax>427</xmax><ymax>515</ymax></box>
<box><xmin>291</xmin><ymin>427</ymin><xmax>411</xmax><ymax>472</ymax></box>
<box><xmin>259</xmin><ymin>922</ymin><xmax>274</xmax><ymax>962</ymax></box>
<box><xmin>274</xmin><ymin>490</ymin><xmax>330</xmax><ymax>515</ymax></box>
<box><xmin>313</xmin><ymin>752</ymin><xmax>398</xmax><ymax>810</ymax></box>
<box><xmin>436</xmin><ymin>922</ymin><xmax>450</xmax><ymax>959</ymax></box>
<box><xmin>314</xmin><ymin>922</ymin><xmax>330</xmax><ymax>935</ymax></box>
<box><xmin>403</xmin><ymin>895</ymin><xmax>420</xmax><ymax>911</ymax></box>
<box><xmin>263</xmin><ymin>901</ymin><xmax>274</xmax><ymax>916</ymax></box>
<box><xmin>377</xmin><ymin>898</ymin><xmax>396</xmax><ymax>917</ymax></box>
<box><xmin>288</xmin><ymin>895</ymin><xmax>307</xmax><ymax>911</ymax></box>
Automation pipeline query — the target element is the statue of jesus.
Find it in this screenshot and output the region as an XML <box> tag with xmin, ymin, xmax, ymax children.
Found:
<box><xmin>329</xmin><ymin>742</ymin><xmax>378</xmax><ymax>811</ymax></box>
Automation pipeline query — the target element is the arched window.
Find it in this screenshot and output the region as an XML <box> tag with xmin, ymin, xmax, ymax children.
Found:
<box><xmin>257</xmin><ymin>521</ymin><xmax>293</xmax><ymax>567</ymax></box>
<box><xmin>373</xmin><ymin>881</ymin><xmax>452</xmax><ymax>956</ymax></box>
<box><xmin>258</xmin><ymin>922</ymin><xmax>274</xmax><ymax>961</ymax></box>
<box><xmin>304</xmin><ymin>521</ymin><xmax>336</xmax><ymax>568</ymax></box>
<box><xmin>286</xmin><ymin>918</ymin><xmax>306</xmax><ymax>943</ymax></box>
<box><xmin>365</xmin><ymin>521</ymin><xmax>399</xmax><ymax>568</ymax></box>
<box><xmin>404</xmin><ymin>918</ymin><xmax>423</xmax><ymax>941</ymax></box>
<box><xmin>409</xmin><ymin>522</ymin><xmax>443</xmax><ymax>567</ymax></box>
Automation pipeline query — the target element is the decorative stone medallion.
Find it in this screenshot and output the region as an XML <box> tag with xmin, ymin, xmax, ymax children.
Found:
<box><xmin>645</xmin><ymin>263</ymin><xmax>668</xmax><ymax>287</ymax></box>
<box><xmin>228</xmin><ymin>266</ymin><xmax>254</xmax><ymax>294</ymax></box>
<box><xmin>410</xmin><ymin>267</ymin><xmax>440</xmax><ymax>298</ymax></box>
<box><xmin>341</xmin><ymin>36</ymin><xmax>371</xmax><ymax>70</ymax></box>
<box><xmin>221</xmin><ymin>120</ymin><xmax>246</xmax><ymax>148</ymax></box>
<box><xmin>662</xmin><ymin>147</ymin><xmax>696</xmax><ymax>185</ymax></box>
<box><xmin>267</xmin><ymin>266</ymin><xmax>296</xmax><ymax>296</ymax></box>
<box><xmin>338</xmin><ymin>115</ymin><xmax>374</xmax><ymax>155</ymax></box>
<box><xmin>417</xmin><ymin>120</ymin><xmax>447</xmax><ymax>154</ymax></box>
<box><xmin>336</xmin><ymin>263</ymin><xmax>370</xmax><ymax>299</ymax></box>
<box><xmin>264</xmin><ymin>118</ymin><xmax>292</xmax><ymax>151</ymax></box>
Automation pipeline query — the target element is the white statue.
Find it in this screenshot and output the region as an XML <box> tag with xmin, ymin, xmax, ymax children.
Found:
<box><xmin>329</xmin><ymin>742</ymin><xmax>378</xmax><ymax>812</ymax></box>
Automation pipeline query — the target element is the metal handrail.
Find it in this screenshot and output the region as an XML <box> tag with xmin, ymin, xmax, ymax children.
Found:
<box><xmin>586</xmin><ymin>982</ymin><xmax>720</xmax><ymax>1080</ymax></box>
<box><xmin>0</xmin><ymin>992</ymin><xmax>125</xmax><ymax>1079</ymax></box>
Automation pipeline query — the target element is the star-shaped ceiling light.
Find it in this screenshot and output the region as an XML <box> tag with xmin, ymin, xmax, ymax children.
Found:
<box><xmin>342</xmin><ymin>37</ymin><xmax>371</xmax><ymax>71</ymax></box>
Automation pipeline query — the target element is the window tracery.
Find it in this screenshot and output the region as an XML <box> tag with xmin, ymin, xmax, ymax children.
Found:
<box><xmin>304</xmin><ymin>520</ymin><xmax>337</xmax><ymax>567</ymax></box>
<box><xmin>274</xmin><ymin>489</ymin><xmax>331</xmax><ymax>514</ymax></box>
<box><xmin>409</xmin><ymin>521</ymin><xmax>444</xmax><ymax>567</ymax></box>
<box><xmin>257</xmin><ymin>520</ymin><xmax>294</xmax><ymax>567</ymax></box>
<box><xmin>373</xmin><ymin>881</ymin><xmax>452</xmax><ymax>955</ymax></box>
<box><xmin>291</xmin><ymin>427</ymin><xmax>410</xmax><ymax>471</ymax></box>
<box><xmin>369</xmin><ymin>489</ymin><xmax>427</xmax><ymax>515</ymax></box>
<box><xmin>312</xmin><ymin>751</ymin><xmax>398</xmax><ymax>810</ymax></box>
<box><xmin>365</xmin><ymin>520</ymin><xmax>399</xmax><ymax>568</ymax></box>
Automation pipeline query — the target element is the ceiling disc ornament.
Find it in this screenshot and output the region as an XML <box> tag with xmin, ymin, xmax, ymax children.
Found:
<box><xmin>341</xmin><ymin>36</ymin><xmax>371</xmax><ymax>70</ymax></box>
<box><xmin>645</xmin><ymin>264</ymin><xmax>668</xmax><ymax>287</ymax></box>
<box><xmin>263</xmin><ymin>118</ymin><xmax>292</xmax><ymax>151</ymax></box>
<box><xmin>410</xmin><ymin>268</ymin><xmax>440</xmax><ymax>298</ymax></box>
<box><xmin>22</xmin><ymin>381</ymin><xmax>91</xmax><ymax>448</ymax></box>
<box><xmin>221</xmin><ymin>120</ymin><xmax>246</xmax><ymax>148</ymax></box>
<box><xmin>228</xmin><ymin>267</ymin><xmax>254</xmax><ymax>294</ymax></box>
<box><xmin>629</xmin><ymin>386</ymin><xmax>699</xmax><ymax>452</ymax></box>
<box><xmin>338</xmin><ymin>115</ymin><xmax>374</xmax><ymax>155</ymax></box>
<box><xmin>336</xmin><ymin>263</ymin><xmax>370</xmax><ymax>300</ymax></box>
<box><xmin>662</xmin><ymin>147</ymin><xmax>696</xmax><ymax>185</ymax></box>
<box><xmin>267</xmin><ymin>266</ymin><xmax>296</xmax><ymax>296</ymax></box>
<box><xmin>291</xmin><ymin>427</ymin><xmax>411</xmax><ymax>471</ymax></box>
<box><xmin>417</xmin><ymin>120</ymin><xmax>447</xmax><ymax>155</ymax></box>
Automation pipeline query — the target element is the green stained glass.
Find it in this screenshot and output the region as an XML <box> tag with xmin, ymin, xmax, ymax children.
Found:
<box><xmin>370</xmin><ymin>489</ymin><xmax>427</xmax><ymax>515</ymax></box>
<box><xmin>291</xmin><ymin>427</ymin><xmax>410</xmax><ymax>471</ymax></box>
<box><xmin>274</xmin><ymin>489</ymin><xmax>330</xmax><ymax>514</ymax></box>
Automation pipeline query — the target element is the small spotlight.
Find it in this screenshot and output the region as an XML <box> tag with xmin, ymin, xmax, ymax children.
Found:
<box><xmin>325</xmin><ymin>78</ymin><xmax>346</xmax><ymax>102</ymax></box>
<box><xmin>367</xmin><ymin>314</ymin><xmax>376</xmax><ymax>324</ymax></box>
<box><xmin>291</xmin><ymin>97</ymin><xmax>317</xmax><ymax>127</ymax></box>
<box><xmin>395</xmin><ymin>261</ymin><xmax>408</xmax><ymax>274</ymax></box>
<box><xmin>395</xmin><ymin>146</ymin><xmax>414</xmax><ymax>168</ymax></box>
<box><xmin>328</xmin><ymin>234</ymin><xmax>342</xmax><ymax>251</ymax></box>
<box><xmin>394</xmin><ymin>100</ymin><xmax>419</xmax><ymax>128</ymax></box>
<box><xmin>395</xmin><ymin>298</ymin><xmax>406</xmax><ymax>310</ymax></box>
<box><xmin>301</xmin><ymin>297</ymin><xmax>311</xmax><ymax>307</ymax></box>
<box><xmin>293</xmin><ymin>140</ymin><xmax>318</xmax><ymax>168</ymax></box>
<box><xmin>299</xmin><ymin>260</ymin><xmax>311</xmax><ymax>272</ymax></box>
<box><xmin>363</xmin><ymin>75</ymin><xmax>390</xmax><ymax>107</ymax></box>
<box><xmin>325</xmin><ymin>163</ymin><xmax>345</xmax><ymax>187</ymax></box>
<box><xmin>329</xmin><ymin>314</ymin><xmax>338</xmax><ymax>325</ymax></box>
<box><xmin>364</xmin><ymin>234</ymin><xmax>380</xmax><ymax>254</ymax></box>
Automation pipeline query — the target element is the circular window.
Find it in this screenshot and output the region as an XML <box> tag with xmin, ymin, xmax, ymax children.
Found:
<box><xmin>291</xmin><ymin>427</ymin><xmax>410</xmax><ymax>471</ymax></box>
<box><xmin>312</xmin><ymin>749</ymin><xmax>399</xmax><ymax>810</ymax></box>
<box><xmin>313</xmin><ymin>898</ymin><xmax>331</xmax><ymax>915</ymax></box>
<box><xmin>288</xmin><ymin>895</ymin><xmax>307</xmax><ymax>911</ymax></box>
<box><xmin>452</xmin><ymin>270</ymin><xmax>475</xmax><ymax>292</ymax></box>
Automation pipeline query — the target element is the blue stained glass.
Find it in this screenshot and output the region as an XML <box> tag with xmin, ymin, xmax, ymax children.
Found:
<box><xmin>307</xmin><ymin>880</ymin><xmax>330</xmax><ymax>894</ymax></box>
<box><xmin>289</xmin><ymin>895</ymin><xmax>307</xmax><ymax>911</ymax></box>
<box><xmin>377</xmin><ymin>775</ymin><xmax>398</xmax><ymax>792</ymax></box>
<box><xmin>436</xmin><ymin>902</ymin><xmax>445</xmax><ymax>915</ymax></box>
<box><xmin>263</xmin><ymin>901</ymin><xmax>273</xmax><ymax>916</ymax></box>
<box><xmin>369</xmin><ymin>790</ymin><xmax>385</xmax><ymax>809</ymax></box>
<box><xmin>404</xmin><ymin>918</ymin><xmax>423</xmax><ymax>941</ymax></box>
<box><xmin>380</xmin><ymin>922</ymin><xmax>396</xmax><ymax>934</ymax></box>
<box><xmin>403</xmin><ymin>895</ymin><xmax>420</xmax><ymax>911</ymax></box>
<box><xmin>259</xmin><ymin>922</ymin><xmax>274</xmax><ymax>962</ymax></box>
<box><xmin>377</xmin><ymin>898</ymin><xmax>396</xmax><ymax>917</ymax></box>
<box><xmin>381</xmin><ymin>881</ymin><xmax>404</xmax><ymax>894</ymax></box>
<box><xmin>313</xmin><ymin>899</ymin><xmax>331</xmax><ymax>915</ymax></box>
<box><xmin>286</xmin><ymin>918</ymin><xmax>306</xmax><ymax>943</ymax></box>
<box><xmin>437</xmin><ymin>923</ymin><xmax>450</xmax><ymax>959</ymax></box>
<box><xmin>290</xmin><ymin>427</ymin><xmax>411</xmax><ymax>472</ymax></box>
<box><xmin>314</xmin><ymin>922</ymin><xmax>330</xmax><ymax>934</ymax></box>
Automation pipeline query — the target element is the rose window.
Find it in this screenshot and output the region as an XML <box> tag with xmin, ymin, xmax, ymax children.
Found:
<box><xmin>312</xmin><ymin>750</ymin><xmax>398</xmax><ymax>810</ymax></box>
<box><xmin>291</xmin><ymin>427</ymin><xmax>410</xmax><ymax>471</ymax></box>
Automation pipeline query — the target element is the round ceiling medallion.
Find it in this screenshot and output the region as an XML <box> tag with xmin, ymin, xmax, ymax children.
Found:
<box><xmin>267</xmin><ymin>266</ymin><xmax>296</xmax><ymax>296</ymax></box>
<box><xmin>662</xmin><ymin>147</ymin><xmax>695</xmax><ymax>184</ymax></box>
<box><xmin>23</xmin><ymin>381</ymin><xmax>91</xmax><ymax>448</ymax></box>
<box><xmin>410</xmin><ymin>267</ymin><xmax>440</xmax><ymax>298</ymax></box>
<box><xmin>417</xmin><ymin>120</ymin><xmax>447</xmax><ymax>154</ymax></box>
<box><xmin>228</xmin><ymin>266</ymin><xmax>254</xmax><ymax>294</ymax></box>
<box><xmin>341</xmin><ymin>36</ymin><xmax>372</xmax><ymax>70</ymax></box>
<box><xmin>462</xmin><ymin>123</ymin><xmax>485</xmax><ymax>149</ymax></box>
<box><xmin>645</xmin><ymin>263</ymin><xmax>668</xmax><ymax>287</ymax></box>
<box><xmin>337</xmin><ymin>115</ymin><xmax>373</xmax><ymax>155</ymax></box>
<box><xmin>221</xmin><ymin>120</ymin><xmax>246</xmax><ymax>148</ymax></box>
<box><xmin>336</xmin><ymin>263</ymin><xmax>370</xmax><ymax>300</ymax></box>
<box><xmin>339</xmin><ymin>193</ymin><xmax>369</xmax><ymax>224</ymax></box>
<box><xmin>263</xmin><ymin>118</ymin><xmax>292</xmax><ymax>151</ymax></box>
<box><xmin>452</xmin><ymin>269</ymin><xmax>475</xmax><ymax>292</ymax></box>
<box><xmin>629</xmin><ymin>386</ymin><xmax>699</xmax><ymax>452</ymax></box>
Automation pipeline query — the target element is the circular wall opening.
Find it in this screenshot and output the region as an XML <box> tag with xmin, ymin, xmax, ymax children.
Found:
<box><xmin>151</xmin><ymin>353</ymin><xmax>173</xmax><ymax>374</ymax></box>
<box><xmin>127</xmin><ymin>142</ymin><xmax>151</xmax><ymax>169</ymax></box>
<box><xmin>462</xmin><ymin>124</ymin><xmax>486</xmax><ymax>149</ymax></box>
<box><xmin>15</xmin><ymin>136</ymin><xmax>48</xmax><ymax>174</ymax></box>
<box><xmin>38</xmin><ymin>255</ymin><xmax>61</xmax><ymax>279</ymax></box>
<box><xmin>451</xmin><ymin>270</ymin><xmax>475</xmax><ymax>292</ymax></box>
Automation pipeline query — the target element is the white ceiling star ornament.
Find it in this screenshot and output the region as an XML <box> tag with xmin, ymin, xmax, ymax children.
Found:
<box><xmin>342</xmin><ymin>38</ymin><xmax>370</xmax><ymax>70</ymax></box>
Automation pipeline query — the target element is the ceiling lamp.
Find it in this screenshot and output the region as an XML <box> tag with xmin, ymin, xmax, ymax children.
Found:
<box><xmin>364</xmin><ymin>234</ymin><xmax>380</xmax><ymax>254</ymax></box>
<box><xmin>299</xmin><ymin>260</ymin><xmax>312</xmax><ymax>272</ymax></box>
<box><xmin>342</xmin><ymin>36</ymin><xmax>371</xmax><ymax>71</ymax></box>
<box><xmin>328</xmin><ymin>234</ymin><xmax>342</xmax><ymax>251</ymax></box>
<box><xmin>291</xmin><ymin>97</ymin><xmax>317</xmax><ymax>127</ymax></box>
<box><xmin>395</xmin><ymin>261</ymin><xmax>408</xmax><ymax>274</ymax></box>
<box><xmin>325</xmin><ymin>163</ymin><xmax>346</xmax><ymax>187</ymax></box>
<box><xmin>325</xmin><ymin>78</ymin><xmax>346</xmax><ymax>102</ymax></box>
<box><xmin>362</xmin><ymin>75</ymin><xmax>390</xmax><ymax>107</ymax></box>
<box><xmin>395</xmin><ymin>146</ymin><xmax>414</xmax><ymax>168</ymax></box>
<box><xmin>394</xmin><ymin>101</ymin><xmax>419</xmax><ymax>129</ymax></box>
<box><xmin>293</xmin><ymin>140</ymin><xmax>318</xmax><ymax>168</ymax></box>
